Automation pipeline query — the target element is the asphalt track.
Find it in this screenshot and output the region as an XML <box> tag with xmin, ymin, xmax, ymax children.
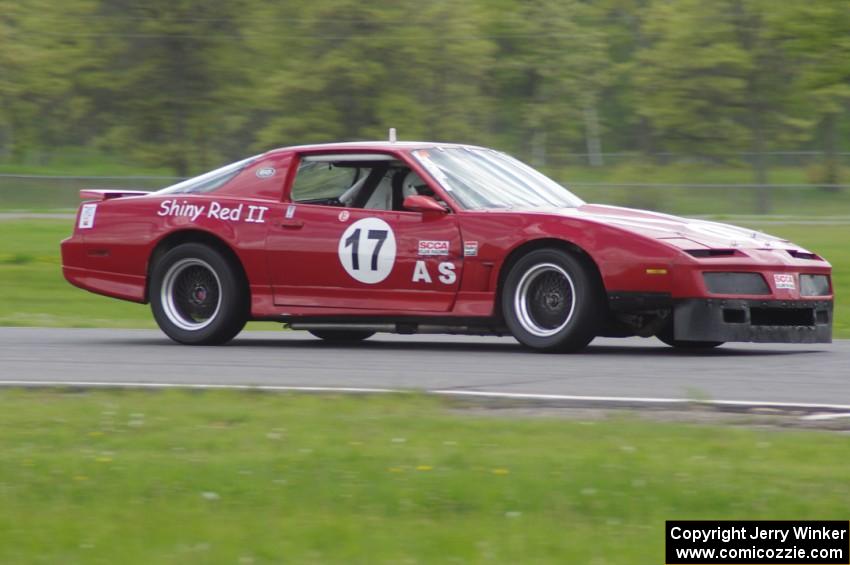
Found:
<box><xmin>1</xmin><ymin>327</ymin><xmax>847</xmax><ymax>409</ymax></box>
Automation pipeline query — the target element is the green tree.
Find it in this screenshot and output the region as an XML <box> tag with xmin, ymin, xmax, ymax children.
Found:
<box><xmin>634</xmin><ymin>0</ymin><xmax>749</xmax><ymax>154</ymax></box>
<box><xmin>594</xmin><ymin>0</ymin><xmax>655</xmax><ymax>156</ymax></box>
<box><xmin>483</xmin><ymin>0</ymin><xmax>610</xmax><ymax>168</ymax></box>
<box><xmin>243</xmin><ymin>0</ymin><xmax>495</xmax><ymax>152</ymax></box>
<box><xmin>0</xmin><ymin>0</ymin><xmax>96</xmax><ymax>162</ymax></box>
<box><xmin>79</xmin><ymin>0</ymin><xmax>249</xmax><ymax>175</ymax></box>
<box><xmin>773</xmin><ymin>1</ymin><xmax>850</xmax><ymax>188</ymax></box>
<box><xmin>633</xmin><ymin>0</ymin><xmax>806</xmax><ymax>211</ymax></box>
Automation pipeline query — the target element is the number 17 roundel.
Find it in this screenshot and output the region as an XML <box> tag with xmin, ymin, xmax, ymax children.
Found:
<box><xmin>337</xmin><ymin>218</ymin><xmax>397</xmax><ymax>284</ymax></box>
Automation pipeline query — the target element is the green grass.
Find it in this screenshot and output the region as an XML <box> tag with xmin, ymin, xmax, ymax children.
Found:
<box><xmin>0</xmin><ymin>220</ymin><xmax>155</xmax><ymax>328</ymax></box>
<box><xmin>555</xmin><ymin>161</ymin><xmax>850</xmax><ymax>216</ymax></box>
<box><xmin>0</xmin><ymin>148</ymin><xmax>175</xmax><ymax>176</ymax></box>
<box><xmin>0</xmin><ymin>219</ymin><xmax>846</xmax><ymax>336</ymax></box>
<box><xmin>571</xmin><ymin>184</ymin><xmax>850</xmax><ymax>217</ymax></box>
<box><xmin>0</xmin><ymin>177</ymin><xmax>176</xmax><ymax>212</ymax></box>
<box><xmin>0</xmin><ymin>390</ymin><xmax>848</xmax><ymax>564</ymax></box>
<box><xmin>0</xmin><ymin>150</ymin><xmax>179</xmax><ymax>211</ymax></box>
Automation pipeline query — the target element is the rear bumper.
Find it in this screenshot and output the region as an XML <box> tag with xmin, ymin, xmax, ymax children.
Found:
<box><xmin>61</xmin><ymin>239</ymin><xmax>146</xmax><ymax>303</ymax></box>
<box><xmin>674</xmin><ymin>298</ymin><xmax>833</xmax><ymax>344</ymax></box>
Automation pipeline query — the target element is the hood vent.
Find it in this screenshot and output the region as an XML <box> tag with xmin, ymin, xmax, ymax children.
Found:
<box><xmin>786</xmin><ymin>249</ymin><xmax>820</xmax><ymax>261</ymax></box>
<box><xmin>686</xmin><ymin>249</ymin><xmax>740</xmax><ymax>258</ymax></box>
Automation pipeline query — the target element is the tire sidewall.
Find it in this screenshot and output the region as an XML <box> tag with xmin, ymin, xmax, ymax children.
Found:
<box><xmin>150</xmin><ymin>243</ymin><xmax>247</xmax><ymax>345</ymax></box>
<box><xmin>502</xmin><ymin>249</ymin><xmax>602</xmax><ymax>352</ymax></box>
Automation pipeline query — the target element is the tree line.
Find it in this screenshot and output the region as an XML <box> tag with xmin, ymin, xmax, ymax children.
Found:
<box><xmin>1</xmin><ymin>0</ymin><xmax>848</xmax><ymax>182</ymax></box>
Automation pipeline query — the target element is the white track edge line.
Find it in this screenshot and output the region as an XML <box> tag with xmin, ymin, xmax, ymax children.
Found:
<box><xmin>799</xmin><ymin>412</ymin><xmax>850</xmax><ymax>421</ymax></box>
<box><xmin>2</xmin><ymin>380</ymin><xmax>850</xmax><ymax>412</ymax></box>
<box><xmin>431</xmin><ymin>389</ymin><xmax>850</xmax><ymax>411</ymax></box>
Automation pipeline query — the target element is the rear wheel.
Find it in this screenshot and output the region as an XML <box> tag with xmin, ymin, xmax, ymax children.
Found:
<box><xmin>501</xmin><ymin>248</ymin><xmax>604</xmax><ymax>352</ymax></box>
<box><xmin>309</xmin><ymin>330</ymin><xmax>375</xmax><ymax>342</ymax></box>
<box><xmin>150</xmin><ymin>243</ymin><xmax>248</xmax><ymax>345</ymax></box>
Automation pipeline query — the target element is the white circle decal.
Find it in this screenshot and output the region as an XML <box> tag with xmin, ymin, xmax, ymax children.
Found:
<box><xmin>338</xmin><ymin>218</ymin><xmax>396</xmax><ymax>284</ymax></box>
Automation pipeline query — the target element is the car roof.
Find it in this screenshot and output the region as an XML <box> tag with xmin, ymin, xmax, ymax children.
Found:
<box><xmin>263</xmin><ymin>140</ymin><xmax>491</xmax><ymax>156</ymax></box>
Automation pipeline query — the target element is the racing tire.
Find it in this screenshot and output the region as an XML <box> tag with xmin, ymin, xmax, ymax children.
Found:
<box><xmin>150</xmin><ymin>243</ymin><xmax>248</xmax><ymax>345</ymax></box>
<box><xmin>501</xmin><ymin>248</ymin><xmax>604</xmax><ymax>352</ymax></box>
<box><xmin>308</xmin><ymin>330</ymin><xmax>375</xmax><ymax>342</ymax></box>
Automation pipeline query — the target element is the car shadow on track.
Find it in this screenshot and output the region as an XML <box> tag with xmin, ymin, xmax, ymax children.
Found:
<box><xmin>104</xmin><ymin>334</ymin><xmax>828</xmax><ymax>357</ymax></box>
<box><xmin>198</xmin><ymin>335</ymin><xmax>826</xmax><ymax>357</ymax></box>
<box><xmin>581</xmin><ymin>344</ymin><xmax>824</xmax><ymax>357</ymax></box>
<box><xmin>224</xmin><ymin>337</ymin><xmax>528</xmax><ymax>354</ymax></box>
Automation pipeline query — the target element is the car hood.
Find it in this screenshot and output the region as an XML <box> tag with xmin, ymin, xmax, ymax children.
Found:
<box><xmin>552</xmin><ymin>204</ymin><xmax>803</xmax><ymax>251</ymax></box>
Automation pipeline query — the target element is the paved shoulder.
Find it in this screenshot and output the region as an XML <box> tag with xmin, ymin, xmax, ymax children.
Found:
<box><xmin>0</xmin><ymin>212</ymin><xmax>75</xmax><ymax>221</ymax></box>
<box><xmin>0</xmin><ymin>327</ymin><xmax>845</xmax><ymax>406</ymax></box>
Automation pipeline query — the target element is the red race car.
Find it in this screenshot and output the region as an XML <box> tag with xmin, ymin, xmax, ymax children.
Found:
<box><xmin>61</xmin><ymin>141</ymin><xmax>833</xmax><ymax>352</ymax></box>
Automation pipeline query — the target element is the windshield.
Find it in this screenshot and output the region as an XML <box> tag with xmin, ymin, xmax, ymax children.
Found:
<box><xmin>412</xmin><ymin>147</ymin><xmax>584</xmax><ymax>210</ymax></box>
<box><xmin>156</xmin><ymin>155</ymin><xmax>259</xmax><ymax>195</ymax></box>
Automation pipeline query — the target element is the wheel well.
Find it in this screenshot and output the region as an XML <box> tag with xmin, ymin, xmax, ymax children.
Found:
<box><xmin>494</xmin><ymin>238</ymin><xmax>608</xmax><ymax>320</ymax></box>
<box><xmin>145</xmin><ymin>230</ymin><xmax>249</xmax><ymax>303</ymax></box>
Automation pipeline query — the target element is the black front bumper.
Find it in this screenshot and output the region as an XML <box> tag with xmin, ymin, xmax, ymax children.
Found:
<box><xmin>674</xmin><ymin>298</ymin><xmax>833</xmax><ymax>344</ymax></box>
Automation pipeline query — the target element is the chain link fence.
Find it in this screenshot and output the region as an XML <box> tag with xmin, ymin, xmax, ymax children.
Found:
<box><xmin>0</xmin><ymin>174</ymin><xmax>182</xmax><ymax>211</ymax></box>
<box><xmin>2</xmin><ymin>152</ymin><xmax>849</xmax><ymax>218</ymax></box>
<box><xmin>540</xmin><ymin>151</ymin><xmax>850</xmax><ymax>170</ymax></box>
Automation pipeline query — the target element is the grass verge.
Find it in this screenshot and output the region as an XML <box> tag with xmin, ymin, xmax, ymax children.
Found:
<box><xmin>1</xmin><ymin>390</ymin><xmax>848</xmax><ymax>564</ymax></box>
<box><xmin>0</xmin><ymin>219</ymin><xmax>846</xmax><ymax>337</ymax></box>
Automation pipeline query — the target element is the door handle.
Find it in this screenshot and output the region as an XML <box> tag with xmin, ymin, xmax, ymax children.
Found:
<box><xmin>275</xmin><ymin>219</ymin><xmax>304</xmax><ymax>229</ymax></box>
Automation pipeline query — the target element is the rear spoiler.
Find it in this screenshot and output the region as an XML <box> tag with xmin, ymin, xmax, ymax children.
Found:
<box><xmin>79</xmin><ymin>189</ymin><xmax>151</xmax><ymax>201</ymax></box>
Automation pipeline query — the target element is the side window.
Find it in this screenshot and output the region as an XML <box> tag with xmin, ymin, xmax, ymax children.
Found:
<box><xmin>290</xmin><ymin>161</ymin><xmax>359</xmax><ymax>205</ymax></box>
<box><xmin>289</xmin><ymin>154</ymin><xmax>414</xmax><ymax>210</ymax></box>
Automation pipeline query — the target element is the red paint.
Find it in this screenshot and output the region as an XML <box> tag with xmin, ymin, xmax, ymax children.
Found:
<box><xmin>61</xmin><ymin>142</ymin><xmax>833</xmax><ymax>326</ymax></box>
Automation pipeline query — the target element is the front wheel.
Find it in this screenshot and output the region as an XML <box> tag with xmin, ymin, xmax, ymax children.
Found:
<box><xmin>501</xmin><ymin>249</ymin><xmax>604</xmax><ymax>352</ymax></box>
<box><xmin>150</xmin><ymin>243</ymin><xmax>248</xmax><ymax>345</ymax></box>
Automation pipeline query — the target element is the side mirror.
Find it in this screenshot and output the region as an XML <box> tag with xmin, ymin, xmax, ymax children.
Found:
<box><xmin>403</xmin><ymin>194</ymin><xmax>447</xmax><ymax>214</ymax></box>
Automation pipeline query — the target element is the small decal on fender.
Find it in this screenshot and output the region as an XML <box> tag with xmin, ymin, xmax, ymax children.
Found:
<box><xmin>338</xmin><ymin>210</ymin><xmax>350</xmax><ymax>222</ymax></box>
<box><xmin>412</xmin><ymin>261</ymin><xmax>456</xmax><ymax>285</ymax></box>
<box><xmin>463</xmin><ymin>241</ymin><xmax>478</xmax><ymax>257</ymax></box>
<box><xmin>78</xmin><ymin>203</ymin><xmax>97</xmax><ymax>229</ymax></box>
<box><xmin>774</xmin><ymin>273</ymin><xmax>795</xmax><ymax>290</ymax></box>
<box><xmin>256</xmin><ymin>167</ymin><xmax>276</xmax><ymax>178</ymax></box>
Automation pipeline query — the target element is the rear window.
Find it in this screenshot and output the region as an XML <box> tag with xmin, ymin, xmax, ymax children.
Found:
<box><xmin>156</xmin><ymin>156</ymin><xmax>258</xmax><ymax>195</ymax></box>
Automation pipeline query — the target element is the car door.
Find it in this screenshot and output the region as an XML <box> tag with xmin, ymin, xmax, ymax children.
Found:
<box><xmin>265</xmin><ymin>153</ymin><xmax>463</xmax><ymax>312</ymax></box>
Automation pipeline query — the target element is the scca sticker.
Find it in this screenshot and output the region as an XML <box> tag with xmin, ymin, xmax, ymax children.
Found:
<box><xmin>418</xmin><ymin>240</ymin><xmax>449</xmax><ymax>256</ymax></box>
<box><xmin>774</xmin><ymin>273</ymin><xmax>795</xmax><ymax>290</ymax></box>
<box><xmin>338</xmin><ymin>218</ymin><xmax>396</xmax><ymax>284</ymax></box>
